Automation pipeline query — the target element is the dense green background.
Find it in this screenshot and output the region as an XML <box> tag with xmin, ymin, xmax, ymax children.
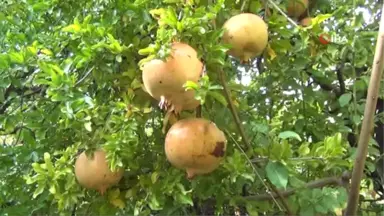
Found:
<box><xmin>0</xmin><ymin>0</ymin><xmax>383</xmax><ymax>215</ymax></box>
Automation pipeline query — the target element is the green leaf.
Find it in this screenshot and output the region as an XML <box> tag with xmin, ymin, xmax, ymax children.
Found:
<box><xmin>148</xmin><ymin>194</ymin><xmax>162</xmax><ymax>210</ymax></box>
<box><xmin>312</xmin><ymin>14</ymin><xmax>332</xmax><ymax>25</ymax></box>
<box><xmin>49</xmin><ymin>184</ymin><xmax>56</xmax><ymax>194</ymax></box>
<box><xmin>33</xmin><ymin>184</ymin><xmax>45</xmax><ymax>199</ymax></box>
<box><xmin>116</xmin><ymin>55</ymin><xmax>122</xmax><ymax>63</ymax></box>
<box><xmin>207</xmin><ymin>91</ymin><xmax>228</xmax><ymax>106</ymax></box>
<box><xmin>183</xmin><ymin>80</ymin><xmax>199</xmax><ymax>90</ymax></box>
<box><xmin>32</xmin><ymin>163</ymin><xmax>45</xmax><ymax>173</ymax></box>
<box><xmin>62</xmin><ymin>24</ymin><xmax>81</xmax><ymax>33</ymax></box>
<box><xmin>9</xmin><ymin>51</ymin><xmax>25</xmax><ymax>64</ymax></box>
<box><xmin>246</xmin><ymin>201</ymin><xmax>259</xmax><ymax>216</ymax></box>
<box><xmin>175</xmin><ymin>193</ymin><xmax>193</xmax><ymax>206</ymax></box>
<box><xmin>21</xmin><ymin>129</ymin><xmax>36</xmax><ymax>147</ymax></box>
<box><xmin>84</xmin><ymin>122</ymin><xmax>92</xmax><ymax>132</ymax></box>
<box><xmin>338</xmin><ymin>93</ymin><xmax>352</xmax><ymax>107</ymax></box>
<box><xmin>151</xmin><ymin>172</ymin><xmax>159</xmax><ymax>183</ymax></box>
<box><xmin>265</xmin><ymin>161</ymin><xmax>289</xmax><ymax>189</ymax></box>
<box><xmin>44</xmin><ymin>153</ymin><xmax>54</xmax><ymax>174</ymax></box>
<box><xmin>298</xmin><ymin>143</ymin><xmax>310</xmax><ymax>156</ymax></box>
<box><xmin>278</xmin><ymin>131</ymin><xmax>302</xmax><ymax>142</ymax></box>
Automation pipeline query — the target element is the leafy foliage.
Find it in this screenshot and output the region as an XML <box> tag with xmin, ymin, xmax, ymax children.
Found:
<box><xmin>0</xmin><ymin>0</ymin><xmax>383</xmax><ymax>215</ymax></box>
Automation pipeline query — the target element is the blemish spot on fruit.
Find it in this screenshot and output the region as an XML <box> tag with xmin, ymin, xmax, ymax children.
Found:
<box><xmin>210</xmin><ymin>141</ymin><xmax>225</xmax><ymax>157</ymax></box>
<box><xmin>187</xmin><ymin>54</ymin><xmax>191</xmax><ymax>58</ymax></box>
<box><xmin>159</xmin><ymin>80</ymin><xmax>162</xmax><ymax>84</ymax></box>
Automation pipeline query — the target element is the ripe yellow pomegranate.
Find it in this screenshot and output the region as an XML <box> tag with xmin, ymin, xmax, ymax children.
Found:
<box><xmin>141</xmin><ymin>42</ymin><xmax>203</xmax><ymax>114</ymax></box>
<box><xmin>300</xmin><ymin>17</ymin><xmax>312</xmax><ymax>27</ymax></box>
<box><xmin>287</xmin><ymin>0</ymin><xmax>309</xmax><ymax>18</ymax></box>
<box><xmin>164</xmin><ymin>118</ymin><xmax>227</xmax><ymax>179</ymax></box>
<box><xmin>222</xmin><ymin>13</ymin><xmax>269</xmax><ymax>63</ymax></box>
<box><xmin>74</xmin><ymin>149</ymin><xmax>124</xmax><ymax>195</ymax></box>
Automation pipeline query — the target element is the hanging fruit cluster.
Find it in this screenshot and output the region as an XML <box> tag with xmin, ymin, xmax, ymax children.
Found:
<box><xmin>139</xmin><ymin>12</ymin><xmax>269</xmax><ymax>179</ymax></box>
<box><xmin>73</xmin><ymin>9</ymin><xmax>270</xmax><ymax>193</ymax></box>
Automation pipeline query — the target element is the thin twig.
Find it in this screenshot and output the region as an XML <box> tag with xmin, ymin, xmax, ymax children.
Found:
<box><xmin>13</xmin><ymin>90</ymin><xmax>25</xmax><ymax>146</ymax></box>
<box><xmin>219</xmin><ymin>70</ymin><xmax>251</xmax><ymax>150</ymax></box>
<box><xmin>266</xmin><ymin>0</ymin><xmax>299</xmax><ymax>27</ymax></box>
<box><xmin>225</xmin><ymin>131</ymin><xmax>283</xmax><ymax>211</ymax></box>
<box><xmin>361</xmin><ymin>197</ymin><xmax>384</xmax><ymax>202</ymax></box>
<box><xmin>196</xmin><ymin>105</ymin><xmax>202</xmax><ymax>118</ymax></box>
<box><xmin>0</xmin><ymin>87</ymin><xmax>41</xmax><ymax>114</ymax></box>
<box><xmin>245</xmin><ymin>171</ymin><xmax>351</xmax><ymax>201</ymax></box>
<box><xmin>240</xmin><ymin>0</ymin><xmax>249</xmax><ymax>12</ymax></box>
<box><xmin>345</xmin><ymin>3</ymin><xmax>384</xmax><ymax>215</ymax></box>
<box><xmin>251</xmin><ymin>156</ymin><xmax>342</xmax><ymax>163</ymax></box>
<box><xmin>75</xmin><ymin>66</ymin><xmax>95</xmax><ymax>86</ymax></box>
<box><xmin>71</xmin><ymin>204</ymin><xmax>77</xmax><ymax>216</ymax></box>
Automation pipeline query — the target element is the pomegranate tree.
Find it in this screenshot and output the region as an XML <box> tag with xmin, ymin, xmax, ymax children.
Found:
<box><xmin>164</xmin><ymin>118</ymin><xmax>227</xmax><ymax>179</ymax></box>
<box><xmin>222</xmin><ymin>13</ymin><xmax>269</xmax><ymax>63</ymax></box>
<box><xmin>74</xmin><ymin>149</ymin><xmax>124</xmax><ymax>194</ymax></box>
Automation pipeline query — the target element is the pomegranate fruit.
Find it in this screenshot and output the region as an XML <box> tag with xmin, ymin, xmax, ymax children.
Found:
<box><xmin>300</xmin><ymin>17</ymin><xmax>312</xmax><ymax>27</ymax></box>
<box><xmin>164</xmin><ymin>118</ymin><xmax>227</xmax><ymax>179</ymax></box>
<box><xmin>222</xmin><ymin>13</ymin><xmax>268</xmax><ymax>63</ymax></box>
<box><xmin>74</xmin><ymin>149</ymin><xmax>124</xmax><ymax>194</ymax></box>
<box><xmin>141</xmin><ymin>42</ymin><xmax>203</xmax><ymax>114</ymax></box>
<box><xmin>287</xmin><ymin>0</ymin><xmax>309</xmax><ymax>18</ymax></box>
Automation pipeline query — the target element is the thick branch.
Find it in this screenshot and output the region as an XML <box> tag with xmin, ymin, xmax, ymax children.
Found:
<box><xmin>336</xmin><ymin>65</ymin><xmax>346</xmax><ymax>95</ymax></box>
<box><xmin>345</xmin><ymin>3</ymin><xmax>384</xmax><ymax>215</ymax></box>
<box><xmin>246</xmin><ymin>171</ymin><xmax>351</xmax><ymax>201</ymax></box>
<box><xmin>305</xmin><ymin>69</ymin><xmax>341</xmax><ymax>96</ymax></box>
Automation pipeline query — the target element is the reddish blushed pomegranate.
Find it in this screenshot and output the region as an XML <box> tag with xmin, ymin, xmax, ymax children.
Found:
<box><xmin>300</xmin><ymin>17</ymin><xmax>312</xmax><ymax>27</ymax></box>
<box><xmin>222</xmin><ymin>13</ymin><xmax>268</xmax><ymax>63</ymax></box>
<box><xmin>141</xmin><ymin>42</ymin><xmax>203</xmax><ymax>114</ymax></box>
<box><xmin>74</xmin><ymin>149</ymin><xmax>124</xmax><ymax>195</ymax></box>
<box><xmin>164</xmin><ymin>118</ymin><xmax>227</xmax><ymax>179</ymax></box>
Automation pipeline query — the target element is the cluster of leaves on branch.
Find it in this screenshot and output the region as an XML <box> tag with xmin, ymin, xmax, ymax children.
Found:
<box><xmin>0</xmin><ymin>0</ymin><xmax>383</xmax><ymax>215</ymax></box>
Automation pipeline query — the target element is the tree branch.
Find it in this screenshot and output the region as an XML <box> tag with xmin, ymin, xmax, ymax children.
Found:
<box><xmin>336</xmin><ymin>64</ymin><xmax>346</xmax><ymax>95</ymax></box>
<box><xmin>219</xmin><ymin>69</ymin><xmax>293</xmax><ymax>216</ymax></box>
<box><xmin>305</xmin><ymin>66</ymin><xmax>342</xmax><ymax>96</ymax></box>
<box><xmin>251</xmin><ymin>156</ymin><xmax>341</xmax><ymax>163</ymax></box>
<box><xmin>71</xmin><ymin>204</ymin><xmax>77</xmax><ymax>216</ymax></box>
<box><xmin>219</xmin><ymin>70</ymin><xmax>251</xmax><ymax>150</ymax></box>
<box><xmin>75</xmin><ymin>66</ymin><xmax>95</xmax><ymax>86</ymax></box>
<box><xmin>266</xmin><ymin>0</ymin><xmax>298</xmax><ymax>27</ymax></box>
<box><xmin>240</xmin><ymin>0</ymin><xmax>249</xmax><ymax>12</ymax></box>
<box><xmin>345</xmin><ymin>3</ymin><xmax>384</xmax><ymax>215</ymax></box>
<box><xmin>0</xmin><ymin>87</ymin><xmax>42</xmax><ymax>114</ymax></box>
<box><xmin>245</xmin><ymin>171</ymin><xmax>351</xmax><ymax>201</ymax></box>
<box><xmin>196</xmin><ymin>105</ymin><xmax>202</xmax><ymax>118</ymax></box>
